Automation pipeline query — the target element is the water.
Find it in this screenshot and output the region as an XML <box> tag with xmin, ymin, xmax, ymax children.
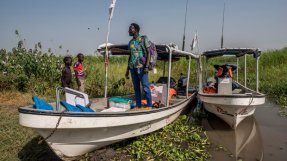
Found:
<box><xmin>202</xmin><ymin>100</ymin><xmax>287</xmax><ymax>161</ymax></box>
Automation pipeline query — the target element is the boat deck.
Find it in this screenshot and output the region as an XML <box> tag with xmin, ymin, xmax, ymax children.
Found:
<box><xmin>87</xmin><ymin>95</ymin><xmax>189</xmax><ymax>112</ymax></box>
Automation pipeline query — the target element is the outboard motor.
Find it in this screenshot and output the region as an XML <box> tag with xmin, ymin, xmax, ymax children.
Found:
<box><xmin>156</xmin><ymin>76</ymin><xmax>177</xmax><ymax>88</ymax></box>
<box><xmin>177</xmin><ymin>73</ymin><xmax>188</xmax><ymax>95</ymax></box>
<box><xmin>214</xmin><ymin>64</ymin><xmax>237</xmax><ymax>94</ymax></box>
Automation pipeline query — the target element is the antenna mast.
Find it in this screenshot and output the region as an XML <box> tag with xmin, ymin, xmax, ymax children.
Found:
<box><xmin>182</xmin><ymin>0</ymin><xmax>189</xmax><ymax>51</ymax></box>
<box><xmin>221</xmin><ymin>2</ymin><xmax>225</xmax><ymax>48</ymax></box>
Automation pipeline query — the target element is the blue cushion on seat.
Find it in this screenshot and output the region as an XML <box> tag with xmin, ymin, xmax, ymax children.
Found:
<box><xmin>60</xmin><ymin>100</ymin><xmax>82</xmax><ymax>112</ymax></box>
<box><xmin>32</xmin><ymin>96</ymin><xmax>53</xmax><ymax>111</ymax></box>
<box><xmin>76</xmin><ymin>104</ymin><xmax>94</xmax><ymax>112</ymax></box>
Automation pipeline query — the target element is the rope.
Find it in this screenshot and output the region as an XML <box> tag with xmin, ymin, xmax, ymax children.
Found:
<box><xmin>238</xmin><ymin>93</ymin><xmax>254</xmax><ymax>115</ymax></box>
<box><xmin>38</xmin><ymin>110</ymin><xmax>66</xmax><ymax>144</ymax></box>
<box><xmin>247</xmin><ymin>93</ymin><xmax>254</xmax><ymax>107</ymax></box>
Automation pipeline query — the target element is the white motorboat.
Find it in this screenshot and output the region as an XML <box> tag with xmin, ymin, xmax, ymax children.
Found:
<box><xmin>19</xmin><ymin>44</ymin><xmax>199</xmax><ymax>158</ymax></box>
<box><xmin>198</xmin><ymin>48</ymin><xmax>265</xmax><ymax>129</ymax></box>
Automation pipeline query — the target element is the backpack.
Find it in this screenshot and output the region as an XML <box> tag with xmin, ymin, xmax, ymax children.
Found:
<box><xmin>140</xmin><ymin>36</ymin><xmax>157</xmax><ymax>70</ymax></box>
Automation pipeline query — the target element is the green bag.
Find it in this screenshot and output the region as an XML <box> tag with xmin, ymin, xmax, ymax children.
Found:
<box><xmin>109</xmin><ymin>97</ymin><xmax>131</xmax><ymax>103</ymax></box>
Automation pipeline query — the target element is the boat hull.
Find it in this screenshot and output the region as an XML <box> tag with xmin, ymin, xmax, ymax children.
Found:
<box><xmin>19</xmin><ymin>96</ymin><xmax>194</xmax><ymax>157</ymax></box>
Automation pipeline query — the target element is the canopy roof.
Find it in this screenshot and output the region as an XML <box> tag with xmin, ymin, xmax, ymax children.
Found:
<box><xmin>202</xmin><ymin>48</ymin><xmax>261</xmax><ymax>58</ymax></box>
<box><xmin>97</xmin><ymin>44</ymin><xmax>199</xmax><ymax>60</ymax></box>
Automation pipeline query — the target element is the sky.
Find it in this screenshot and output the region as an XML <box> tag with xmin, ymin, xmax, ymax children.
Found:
<box><xmin>0</xmin><ymin>0</ymin><xmax>287</xmax><ymax>55</ymax></box>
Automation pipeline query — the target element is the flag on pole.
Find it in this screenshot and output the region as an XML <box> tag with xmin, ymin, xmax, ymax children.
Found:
<box><xmin>109</xmin><ymin>0</ymin><xmax>117</xmax><ymax>20</ymax></box>
<box><xmin>105</xmin><ymin>0</ymin><xmax>117</xmax><ymax>98</ymax></box>
<box><xmin>106</xmin><ymin>0</ymin><xmax>117</xmax><ymax>65</ymax></box>
<box><xmin>190</xmin><ymin>31</ymin><xmax>198</xmax><ymax>51</ymax></box>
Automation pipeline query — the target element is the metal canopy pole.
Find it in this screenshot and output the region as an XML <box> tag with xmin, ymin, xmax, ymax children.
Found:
<box><xmin>244</xmin><ymin>54</ymin><xmax>247</xmax><ymax>87</ymax></box>
<box><xmin>205</xmin><ymin>58</ymin><xmax>208</xmax><ymax>84</ymax></box>
<box><xmin>163</xmin><ymin>61</ymin><xmax>166</xmax><ymax>76</ymax></box>
<box><xmin>186</xmin><ymin>56</ymin><xmax>191</xmax><ymax>98</ymax></box>
<box><xmin>166</xmin><ymin>46</ymin><xmax>172</xmax><ymax>107</ymax></box>
<box><xmin>256</xmin><ymin>56</ymin><xmax>259</xmax><ymax>92</ymax></box>
<box><xmin>237</xmin><ymin>58</ymin><xmax>239</xmax><ymax>82</ymax></box>
<box><xmin>198</xmin><ymin>56</ymin><xmax>203</xmax><ymax>92</ymax></box>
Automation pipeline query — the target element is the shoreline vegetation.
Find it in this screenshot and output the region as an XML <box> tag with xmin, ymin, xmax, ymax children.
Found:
<box><xmin>0</xmin><ymin>47</ymin><xmax>286</xmax><ymax>160</ymax></box>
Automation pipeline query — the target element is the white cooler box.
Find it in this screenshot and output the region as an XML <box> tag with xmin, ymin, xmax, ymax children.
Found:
<box><xmin>218</xmin><ymin>77</ymin><xmax>232</xmax><ymax>94</ymax></box>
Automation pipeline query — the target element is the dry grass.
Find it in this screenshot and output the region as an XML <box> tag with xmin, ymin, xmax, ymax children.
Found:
<box><xmin>0</xmin><ymin>91</ymin><xmax>55</xmax><ymax>110</ymax></box>
<box><xmin>0</xmin><ymin>91</ymin><xmax>33</xmax><ymax>108</ymax></box>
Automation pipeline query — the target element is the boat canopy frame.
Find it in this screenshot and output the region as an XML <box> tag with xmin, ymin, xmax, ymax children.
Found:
<box><xmin>202</xmin><ymin>48</ymin><xmax>261</xmax><ymax>58</ymax></box>
<box><xmin>200</xmin><ymin>48</ymin><xmax>262</xmax><ymax>92</ymax></box>
<box><xmin>98</xmin><ymin>44</ymin><xmax>199</xmax><ymax>107</ymax></box>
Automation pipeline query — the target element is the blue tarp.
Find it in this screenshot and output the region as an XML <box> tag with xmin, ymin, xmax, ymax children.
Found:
<box><xmin>60</xmin><ymin>100</ymin><xmax>82</xmax><ymax>112</ymax></box>
<box><xmin>32</xmin><ymin>96</ymin><xmax>53</xmax><ymax>111</ymax></box>
<box><xmin>76</xmin><ymin>104</ymin><xmax>94</xmax><ymax>112</ymax></box>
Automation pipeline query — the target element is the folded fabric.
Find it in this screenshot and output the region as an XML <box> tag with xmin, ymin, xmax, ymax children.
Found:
<box><xmin>32</xmin><ymin>96</ymin><xmax>53</xmax><ymax>111</ymax></box>
<box><xmin>76</xmin><ymin>104</ymin><xmax>94</xmax><ymax>112</ymax></box>
<box><xmin>101</xmin><ymin>107</ymin><xmax>127</xmax><ymax>112</ymax></box>
<box><xmin>60</xmin><ymin>100</ymin><xmax>82</xmax><ymax>112</ymax></box>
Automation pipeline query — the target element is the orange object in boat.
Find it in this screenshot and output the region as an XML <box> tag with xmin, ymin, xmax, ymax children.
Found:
<box><xmin>203</xmin><ymin>86</ymin><xmax>217</xmax><ymax>94</ymax></box>
<box><xmin>141</xmin><ymin>88</ymin><xmax>177</xmax><ymax>106</ymax></box>
<box><xmin>141</xmin><ymin>100</ymin><xmax>155</xmax><ymax>106</ymax></box>
<box><xmin>169</xmin><ymin>88</ymin><xmax>176</xmax><ymax>101</ymax></box>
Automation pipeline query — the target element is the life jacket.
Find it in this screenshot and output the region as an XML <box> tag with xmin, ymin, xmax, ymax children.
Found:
<box><xmin>216</xmin><ymin>66</ymin><xmax>233</xmax><ymax>78</ymax></box>
<box><xmin>228</xmin><ymin>68</ymin><xmax>233</xmax><ymax>78</ymax></box>
<box><xmin>217</xmin><ymin>67</ymin><xmax>223</xmax><ymax>77</ymax></box>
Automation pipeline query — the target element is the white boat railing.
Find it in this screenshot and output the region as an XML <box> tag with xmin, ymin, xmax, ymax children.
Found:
<box><xmin>151</xmin><ymin>45</ymin><xmax>199</xmax><ymax>107</ymax></box>
<box><xmin>56</xmin><ymin>87</ymin><xmax>88</xmax><ymax>111</ymax></box>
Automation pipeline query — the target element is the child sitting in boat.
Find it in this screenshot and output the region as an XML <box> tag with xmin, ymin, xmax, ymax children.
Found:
<box><xmin>61</xmin><ymin>56</ymin><xmax>73</xmax><ymax>88</ymax></box>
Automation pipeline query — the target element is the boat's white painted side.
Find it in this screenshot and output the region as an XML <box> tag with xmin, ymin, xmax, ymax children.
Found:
<box><xmin>198</xmin><ymin>87</ymin><xmax>265</xmax><ymax>129</ymax></box>
<box><xmin>19</xmin><ymin>95</ymin><xmax>193</xmax><ymax>157</ymax></box>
